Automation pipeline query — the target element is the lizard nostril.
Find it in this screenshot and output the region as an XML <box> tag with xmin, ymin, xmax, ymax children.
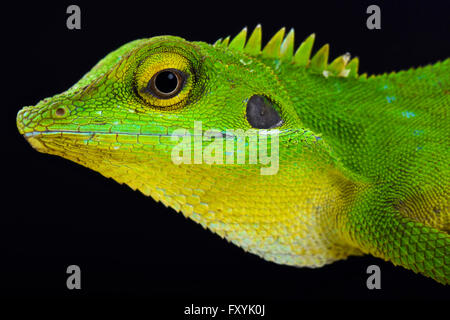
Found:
<box><xmin>55</xmin><ymin>107</ymin><xmax>66</xmax><ymax>117</ymax></box>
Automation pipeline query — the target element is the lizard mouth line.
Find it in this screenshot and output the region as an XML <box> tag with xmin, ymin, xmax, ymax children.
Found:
<box><xmin>23</xmin><ymin>130</ymin><xmax>296</xmax><ymax>139</ymax></box>
<box><xmin>23</xmin><ymin>130</ymin><xmax>236</xmax><ymax>139</ymax></box>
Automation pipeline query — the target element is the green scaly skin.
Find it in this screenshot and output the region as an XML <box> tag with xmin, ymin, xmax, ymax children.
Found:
<box><xmin>16</xmin><ymin>26</ymin><xmax>449</xmax><ymax>284</ymax></box>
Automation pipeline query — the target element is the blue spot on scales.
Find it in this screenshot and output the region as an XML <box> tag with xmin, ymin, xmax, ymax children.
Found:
<box><xmin>386</xmin><ymin>96</ymin><xmax>396</xmax><ymax>103</ymax></box>
<box><xmin>402</xmin><ymin>111</ymin><xmax>416</xmax><ymax>118</ymax></box>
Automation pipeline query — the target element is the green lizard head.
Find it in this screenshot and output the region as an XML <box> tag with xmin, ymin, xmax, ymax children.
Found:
<box><xmin>17</xmin><ymin>33</ymin><xmax>303</xmax><ymax>145</ymax></box>
<box><xmin>17</xmin><ymin>26</ymin><xmax>360</xmax><ymax>267</ymax></box>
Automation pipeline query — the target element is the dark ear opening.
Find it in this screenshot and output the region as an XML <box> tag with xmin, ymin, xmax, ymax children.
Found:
<box><xmin>246</xmin><ymin>95</ymin><xmax>283</xmax><ymax>129</ymax></box>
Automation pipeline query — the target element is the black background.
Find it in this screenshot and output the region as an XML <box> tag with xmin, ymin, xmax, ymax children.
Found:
<box><xmin>1</xmin><ymin>0</ymin><xmax>449</xmax><ymax>306</ymax></box>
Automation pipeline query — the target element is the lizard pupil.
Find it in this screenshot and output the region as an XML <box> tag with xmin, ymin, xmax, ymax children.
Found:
<box><xmin>146</xmin><ymin>68</ymin><xmax>186</xmax><ymax>99</ymax></box>
<box><xmin>149</xmin><ymin>69</ymin><xmax>183</xmax><ymax>99</ymax></box>
<box><xmin>155</xmin><ymin>70</ymin><xmax>178</xmax><ymax>94</ymax></box>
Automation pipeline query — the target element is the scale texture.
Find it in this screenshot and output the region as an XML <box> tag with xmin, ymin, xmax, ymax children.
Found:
<box><xmin>17</xmin><ymin>26</ymin><xmax>449</xmax><ymax>284</ymax></box>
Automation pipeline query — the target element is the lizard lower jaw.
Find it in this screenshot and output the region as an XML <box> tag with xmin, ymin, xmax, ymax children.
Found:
<box><xmin>19</xmin><ymin>129</ymin><xmax>94</xmax><ymax>154</ymax></box>
<box><xmin>24</xmin><ymin>136</ymin><xmax>48</xmax><ymax>153</ymax></box>
<box><xmin>21</xmin><ymin>131</ymin><xmax>67</xmax><ymax>154</ymax></box>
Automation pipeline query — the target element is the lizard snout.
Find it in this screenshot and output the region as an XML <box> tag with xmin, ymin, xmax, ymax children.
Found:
<box><xmin>16</xmin><ymin>106</ymin><xmax>34</xmax><ymax>135</ymax></box>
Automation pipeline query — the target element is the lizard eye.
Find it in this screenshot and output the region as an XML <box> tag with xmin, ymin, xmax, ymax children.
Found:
<box><xmin>134</xmin><ymin>50</ymin><xmax>204</xmax><ymax>110</ymax></box>
<box><xmin>147</xmin><ymin>68</ymin><xmax>187</xmax><ymax>99</ymax></box>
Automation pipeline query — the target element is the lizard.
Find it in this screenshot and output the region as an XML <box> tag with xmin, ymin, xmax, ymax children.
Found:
<box><xmin>16</xmin><ymin>25</ymin><xmax>449</xmax><ymax>284</ymax></box>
